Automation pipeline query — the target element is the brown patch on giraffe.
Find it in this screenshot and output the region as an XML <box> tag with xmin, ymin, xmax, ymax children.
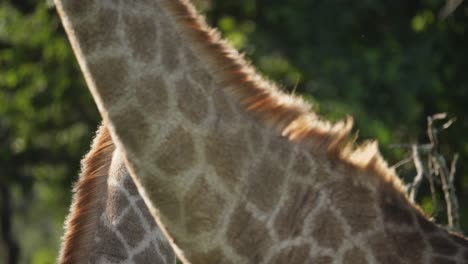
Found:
<box><xmin>226</xmin><ymin>205</ymin><xmax>272</xmax><ymax>263</ymax></box>
<box><xmin>111</xmin><ymin>108</ymin><xmax>149</xmax><ymax>155</ymax></box>
<box><xmin>328</xmin><ymin>178</ymin><xmax>377</xmax><ymax>234</ymax></box>
<box><xmin>105</xmin><ymin>186</ymin><xmax>129</xmax><ymax>222</ymax></box>
<box><xmin>204</xmin><ymin>130</ymin><xmax>247</xmax><ymax>191</ymax></box>
<box><xmin>160</xmin><ymin>23</ymin><xmax>181</xmax><ymax>72</ymax></box>
<box><xmin>343</xmin><ymin>247</ymin><xmax>367</xmax><ymax>263</ymax></box>
<box><xmin>291</xmin><ymin>150</ymin><xmax>316</xmax><ymax>178</ymax></box>
<box><xmin>189</xmin><ymin>248</ymin><xmax>232</xmax><ymax>264</ymax></box>
<box><xmin>269</xmin><ymin>244</ymin><xmax>311</xmax><ymax>264</ymax></box>
<box><xmin>122</xmin><ymin>172</ymin><xmax>139</xmax><ymax>197</ymax></box>
<box><xmin>141</xmin><ymin>175</ymin><xmax>182</xmax><ymax>225</ymax></box>
<box><xmin>379</xmin><ymin>190</ymin><xmax>414</xmax><ymax>226</ymax></box>
<box><xmin>116</xmin><ymin>207</ymin><xmax>147</xmax><ymax>248</ymax></box>
<box><xmin>212</xmin><ymin>88</ymin><xmax>238</xmax><ymax>124</ymax></box>
<box><xmin>155</xmin><ymin>127</ymin><xmax>195</xmax><ymax>175</ymax></box>
<box><xmin>191</xmin><ymin>66</ymin><xmax>215</xmax><ymax>92</ymax></box>
<box><xmin>132</xmin><ymin>242</ymin><xmax>161</xmax><ymax>264</ymax></box>
<box><xmin>387</xmin><ymin>230</ymin><xmax>425</xmax><ymax>264</ymax></box>
<box><xmin>61</xmin><ymin>0</ymin><xmax>94</xmax><ymax>18</ymax></box>
<box><xmin>87</xmin><ymin>56</ymin><xmax>129</xmax><ymax>102</ymax></box>
<box><xmin>274</xmin><ymin>183</ymin><xmax>318</xmax><ymax>240</ymax></box>
<box><xmin>245</xmin><ymin>157</ymin><xmax>285</xmax><ymax>212</ymax></box>
<box><xmin>309</xmin><ymin>255</ymin><xmax>333</xmax><ymax>264</ymax></box>
<box><xmin>90</xmin><ymin>220</ymin><xmax>128</xmax><ymax>261</ymax></box>
<box><xmin>368</xmin><ymin>232</ymin><xmax>401</xmax><ymax>264</ymax></box>
<box><xmin>246</xmin><ymin>123</ymin><xmax>265</xmax><ymax>154</ymax></box>
<box><xmin>416</xmin><ymin>213</ymin><xmax>438</xmax><ymax>233</ymax></box>
<box><xmin>176</xmin><ymin>76</ymin><xmax>209</xmax><ymax>123</ymax></box>
<box><xmin>183</xmin><ymin>176</ymin><xmax>225</xmax><ymax>235</ymax></box>
<box><xmin>136</xmin><ymin>199</ymin><xmax>157</xmax><ymax>229</ymax></box>
<box><xmin>74</xmin><ymin>8</ymin><xmax>120</xmax><ymax>54</ymax></box>
<box><xmin>431</xmin><ymin>256</ymin><xmax>456</xmax><ymax>264</ymax></box>
<box><xmin>429</xmin><ymin>235</ymin><xmax>459</xmax><ymax>256</ymax></box>
<box><xmin>311</xmin><ymin>209</ymin><xmax>344</xmax><ymax>250</ymax></box>
<box><xmin>267</xmin><ymin>133</ymin><xmax>294</xmax><ymax>162</ymax></box>
<box><xmin>123</xmin><ymin>14</ymin><xmax>158</xmax><ymax>62</ymax></box>
<box><xmin>135</xmin><ymin>74</ymin><xmax>169</xmax><ymax>119</ymax></box>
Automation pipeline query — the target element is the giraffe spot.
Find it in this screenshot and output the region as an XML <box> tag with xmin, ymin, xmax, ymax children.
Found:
<box><xmin>88</xmin><ymin>56</ymin><xmax>129</xmax><ymax>103</ymax></box>
<box><xmin>246</xmin><ymin>157</ymin><xmax>285</xmax><ymax>212</ymax></box>
<box><xmin>416</xmin><ymin>213</ymin><xmax>438</xmax><ymax>233</ymax></box>
<box><xmin>267</xmin><ymin>133</ymin><xmax>294</xmax><ymax>162</ymax></box>
<box><xmin>61</xmin><ymin>0</ymin><xmax>94</xmax><ymax>18</ymax></box>
<box><xmin>226</xmin><ymin>205</ymin><xmax>272</xmax><ymax>263</ymax></box>
<box><xmin>204</xmin><ymin>130</ymin><xmax>247</xmax><ymax>191</ymax></box>
<box><xmin>213</xmin><ymin>88</ymin><xmax>238</xmax><ymax>124</ymax></box>
<box><xmin>429</xmin><ymin>235</ymin><xmax>459</xmax><ymax>256</ymax></box>
<box><xmin>431</xmin><ymin>256</ymin><xmax>457</xmax><ymax>264</ymax></box>
<box><xmin>269</xmin><ymin>244</ymin><xmax>311</xmax><ymax>264</ymax></box>
<box><xmin>274</xmin><ymin>183</ymin><xmax>318</xmax><ymax>240</ymax></box>
<box><xmin>246</xmin><ymin>123</ymin><xmax>265</xmax><ymax>154</ymax></box>
<box><xmin>368</xmin><ymin>232</ymin><xmax>401</xmax><ymax>264</ymax></box>
<box><xmin>176</xmin><ymin>76</ymin><xmax>208</xmax><ymax>123</ymax></box>
<box><xmin>117</xmin><ymin>208</ymin><xmax>147</xmax><ymax>248</ymax></box>
<box><xmin>111</xmin><ymin>108</ymin><xmax>149</xmax><ymax>156</ymax></box>
<box><xmin>190</xmin><ymin>66</ymin><xmax>214</xmax><ymax>92</ymax></box>
<box><xmin>75</xmin><ymin>8</ymin><xmax>120</xmax><ymax>54</ymax></box>
<box><xmin>309</xmin><ymin>255</ymin><xmax>333</xmax><ymax>264</ymax></box>
<box><xmin>387</xmin><ymin>230</ymin><xmax>425</xmax><ymax>263</ymax></box>
<box><xmin>122</xmin><ymin>171</ymin><xmax>139</xmax><ymax>197</ymax></box>
<box><xmin>183</xmin><ymin>176</ymin><xmax>225</xmax><ymax>235</ymax></box>
<box><xmin>189</xmin><ymin>248</ymin><xmax>231</xmax><ymax>264</ymax></box>
<box><xmin>132</xmin><ymin>243</ymin><xmax>169</xmax><ymax>264</ymax></box>
<box><xmin>145</xmin><ymin>179</ymin><xmax>181</xmax><ymax>224</ymax></box>
<box><xmin>134</xmin><ymin>74</ymin><xmax>169</xmax><ymax>119</ymax></box>
<box><xmin>123</xmin><ymin>14</ymin><xmax>158</xmax><ymax>62</ymax></box>
<box><xmin>311</xmin><ymin>209</ymin><xmax>344</xmax><ymax>250</ymax></box>
<box><xmin>160</xmin><ymin>23</ymin><xmax>181</xmax><ymax>72</ymax></box>
<box><xmin>379</xmin><ymin>191</ymin><xmax>414</xmax><ymax>226</ymax></box>
<box><xmin>328</xmin><ymin>178</ymin><xmax>377</xmax><ymax>234</ymax></box>
<box><xmin>105</xmin><ymin>186</ymin><xmax>129</xmax><ymax>222</ymax></box>
<box><xmin>291</xmin><ymin>151</ymin><xmax>316</xmax><ymax>178</ymax></box>
<box><xmin>92</xmin><ymin>220</ymin><xmax>128</xmax><ymax>261</ymax></box>
<box><xmin>155</xmin><ymin>127</ymin><xmax>195</xmax><ymax>175</ymax></box>
<box><xmin>343</xmin><ymin>247</ymin><xmax>367</xmax><ymax>263</ymax></box>
<box><xmin>136</xmin><ymin>199</ymin><xmax>157</xmax><ymax>229</ymax></box>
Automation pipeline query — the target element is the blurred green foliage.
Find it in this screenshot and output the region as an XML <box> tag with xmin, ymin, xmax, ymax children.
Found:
<box><xmin>0</xmin><ymin>0</ymin><xmax>467</xmax><ymax>263</ymax></box>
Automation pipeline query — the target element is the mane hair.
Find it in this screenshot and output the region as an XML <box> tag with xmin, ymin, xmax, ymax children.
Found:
<box><xmin>58</xmin><ymin>124</ymin><xmax>114</xmax><ymax>264</ymax></box>
<box><xmin>160</xmin><ymin>0</ymin><xmax>405</xmax><ymax>191</ymax></box>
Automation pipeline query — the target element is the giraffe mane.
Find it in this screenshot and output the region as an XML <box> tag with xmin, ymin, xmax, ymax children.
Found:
<box><xmin>59</xmin><ymin>124</ymin><xmax>115</xmax><ymax>264</ymax></box>
<box><xmin>161</xmin><ymin>0</ymin><xmax>406</xmax><ymax>192</ymax></box>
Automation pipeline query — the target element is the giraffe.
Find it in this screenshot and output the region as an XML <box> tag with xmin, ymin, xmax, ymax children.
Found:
<box><xmin>55</xmin><ymin>0</ymin><xmax>468</xmax><ymax>263</ymax></box>
<box><xmin>59</xmin><ymin>124</ymin><xmax>176</xmax><ymax>263</ymax></box>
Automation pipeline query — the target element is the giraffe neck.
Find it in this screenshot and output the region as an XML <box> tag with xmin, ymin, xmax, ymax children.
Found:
<box><xmin>59</xmin><ymin>125</ymin><xmax>175</xmax><ymax>264</ymax></box>
<box><xmin>55</xmin><ymin>0</ymin><xmax>468</xmax><ymax>263</ymax></box>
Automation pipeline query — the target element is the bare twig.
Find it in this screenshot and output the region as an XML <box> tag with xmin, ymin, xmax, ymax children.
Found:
<box><xmin>409</xmin><ymin>145</ymin><xmax>425</xmax><ymax>202</ymax></box>
<box><xmin>426</xmin><ymin>155</ymin><xmax>439</xmax><ymax>217</ymax></box>
<box><xmin>391</xmin><ymin>155</ymin><xmax>413</xmax><ymax>170</ymax></box>
<box><xmin>439</xmin><ymin>0</ymin><xmax>464</xmax><ymax>20</ymax></box>
<box><xmin>426</xmin><ymin>114</ymin><xmax>460</xmax><ymax>230</ymax></box>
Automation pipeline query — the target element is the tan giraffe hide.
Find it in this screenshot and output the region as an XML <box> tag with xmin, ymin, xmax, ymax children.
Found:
<box><xmin>55</xmin><ymin>0</ymin><xmax>468</xmax><ymax>263</ymax></box>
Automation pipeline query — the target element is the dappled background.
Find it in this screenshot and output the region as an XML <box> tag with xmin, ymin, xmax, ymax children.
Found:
<box><xmin>1</xmin><ymin>0</ymin><xmax>467</xmax><ymax>263</ymax></box>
